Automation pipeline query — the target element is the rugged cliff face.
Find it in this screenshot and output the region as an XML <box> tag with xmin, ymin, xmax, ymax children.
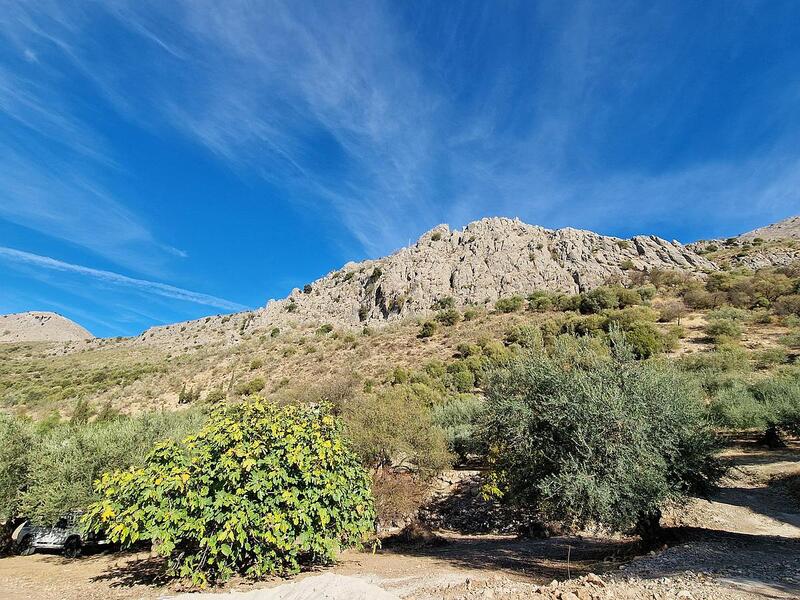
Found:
<box><xmin>124</xmin><ymin>218</ymin><xmax>715</xmax><ymax>350</ymax></box>
<box><xmin>0</xmin><ymin>312</ymin><xmax>94</xmax><ymax>343</ymax></box>
<box><xmin>256</xmin><ymin>217</ymin><xmax>714</xmax><ymax>328</ymax></box>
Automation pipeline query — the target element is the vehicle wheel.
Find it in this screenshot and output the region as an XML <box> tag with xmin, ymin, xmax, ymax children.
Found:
<box><xmin>63</xmin><ymin>536</ymin><xmax>82</xmax><ymax>559</ymax></box>
<box><xmin>17</xmin><ymin>535</ymin><xmax>35</xmax><ymax>556</ymax></box>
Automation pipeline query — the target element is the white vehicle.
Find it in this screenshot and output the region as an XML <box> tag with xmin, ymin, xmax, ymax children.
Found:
<box><xmin>12</xmin><ymin>511</ymin><xmax>110</xmax><ymax>558</ymax></box>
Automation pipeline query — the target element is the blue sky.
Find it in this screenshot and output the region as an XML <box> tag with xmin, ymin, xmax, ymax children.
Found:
<box><xmin>1</xmin><ymin>1</ymin><xmax>799</xmax><ymax>337</ymax></box>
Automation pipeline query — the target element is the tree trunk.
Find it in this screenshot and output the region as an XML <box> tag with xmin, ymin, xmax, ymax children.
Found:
<box><xmin>759</xmin><ymin>425</ymin><xmax>786</xmax><ymax>449</ymax></box>
<box><xmin>635</xmin><ymin>508</ymin><xmax>663</xmax><ymax>543</ymax></box>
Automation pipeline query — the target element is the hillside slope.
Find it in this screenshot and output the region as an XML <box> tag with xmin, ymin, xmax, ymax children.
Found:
<box><xmin>0</xmin><ymin>312</ymin><xmax>93</xmax><ymax>343</ymax></box>
<box><xmin>738</xmin><ymin>215</ymin><xmax>800</xmax><ymax>241</ymax></box>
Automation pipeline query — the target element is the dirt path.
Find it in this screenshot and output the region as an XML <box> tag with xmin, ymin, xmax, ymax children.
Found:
<box><xmin>1</xmin><ymin>440</ymin><xmax>797</xmax><ymax>600</ymax></box>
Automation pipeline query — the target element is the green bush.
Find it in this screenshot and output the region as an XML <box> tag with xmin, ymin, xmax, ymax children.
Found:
<box><xmin>85</xmin><ymin>401</ymin><xmax>374</xmax><ymax>584</ymax></box>
<box><xmin>236</xmin><ymin>377</ymin><xmax>266</xmax><ymax>396</ymax></box>
<box><xmin>579</xmin><ymin>287</ymin><xmax>619</xmax><ymax>314</ymax></box>
<box><xmin>435</xmin><ymin>308</ymin><xmax>461</xmax><ymax>326</ymax></box>
<box><xmin>705</xmin><ymin>319</ymin><xmax>743</xmax><ymax>342</ymax></box>
<box><xmin>17</xmin><ymin>411</ymin><xmax>204</xmax><ymax>523</ymax></box>
<box><xmin>448</xmin><ymin>370</ymin><xmax>475</xmax><ymax>393</ymax></box>
<box><xmin>709</xmin><ymin>383</ymin><xmax>767</xmax><ymax>430</ymax></box>
<box><xmin>779</xmin><ymin>330</ymin><xmax>800</xmax><ymax>349</ymax></box>
<box><xmin>433</xmin><ymin>296</ymin><xmax>455</xmax><ymax>310</ymax></box>
<box><xmin>0</xmin><ymin>415</ymin><xmax>33</xmax><ymax>520</ymax></box>
<box><xmin>495</xmin><ymin>296</ymin><xmax>525</xmax><ymax>313</ymax></box>
<box><xmin>432</xmin><ymin>395</ymin><xmax>485</xmax><ymax>461</ymax></box>
<box><xmin>418</xmin><ymin>320</ymin><xmax>438</xmax><ymax>338</ymax></box>
<box><xmin>481</xmin><ymin>339</ymin><xmax>721</xmax><ymax>536</ymax></box>
<box><xmin>463</xmin><ymin>308</ymin><xmax>479</xmax><ymax>321</ymax></box>
<box><xmin>342</xmin><ymin>387</ymin><xmax>450</xmax><ymax>476</ymax></box>
<box><xmin>528</xmin><ymin>291</ymin><xmax>555</xmax><ymax>312</ymax></box>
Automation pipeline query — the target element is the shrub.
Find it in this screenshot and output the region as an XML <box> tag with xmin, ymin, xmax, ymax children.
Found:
<box><xmin>448</xmin><ymin>370</ymin><xmax>475</xmax><ymax>393</ymax></box>
<box><xmin>708</xmin><ymin>382</ymin><xmax>766</xmax><ymax>430</ymax></box>
<box><xmin>504</xmin><ymin>325</ymin><xmax>544</xmax><ymax>349</ymax></box>
<box><xmin>303</xmin><ymin>284</ymin><xmax>313</xmax><ymax>294</ymax></box>
<box><xmin>683</xmin><ymin>287</ymin><xmax>715</xmax><ymax>310</ymax></box>
<box><xmin>236</xmin><ymin>378</ymin><xmax>265</xmax><ymax>396</ymax></box>
<box><xmin>528</xmin><ymin>291</ymin><xmax>555</xmax><ymax>312</ymax></box>
<box><xmin>432</xmin><ymin>395</ymin><xmax>486</xmax><ymax>461</ymax></box>
<box><xmin>0</xmin><ymin>415</ymin><xmax>33</xmax><ymax>520</ymax></box>
<box><xmin>495</xmin><ymin>296</ymin><xmax>525</xmax><ymax>313</ymax></box>
<box><xmin>419</xmin><ymin>321</ymin><xmax>438</xmax><ymax>338</ymax></box>
<box><xmin>435</xmin><ymin>308</ymin><xmax>461</xmax><ymax>326</ymax></box>
<box><xmin>779</xmin><ymin>331</ymin><xmax>800</xmax><ymax>349</ymax></box>
<box><xmin>285</xmin><ymin>301</ymin><xmax>298</xmax><ymax>313</ymax></box>
<box><xmin>205</xmin><ymin>388</ymin><xmax>226</xmax><ymax>404</ymax></box>
<box><xmin>433</xmin><ymin>296</ymin><xmax>455</xmax><ymax>310</ymax></box>
<box><xmin>579</xmin><ymin>287</ymin><xmax>619</xmax><ymax>314</ymax></box>
<box><xmin>431</xmin><ymin>232</ymin><xmax>442</xmax><ymax>241</ymax></box>
<box><xmin>249</xmin><ymin>358</ymin><xmax>264</xmax><ymax>370</ymax></box>
<box><xmin>481</xmin><ymin>340</ymin><xmax>722</xmax><ymax>536</ymax></box>
<box><xmin>705</xmin><ymin>319</ymin><xmax>743</xmax><ymax>342</ymax></box>
<box><xmin>178</xmin><ymin>384</ymin><xmax>200</xmax><ymax>404</ymax></box>
<box><xmin>657</xmin><ymin>300</ymin><xmax>687</xmax><ymax>323</ymax></box>
<box><xmin>85</xmin><ymin>401</ymin><xmax>374</xmax><ymax>584</ymax></box>
<box><xmin>463</xmin><ymin>308</ymin><xmax>479</xmax><ymax>321</ymax></box>
<box><xmin>358</xmin><ymin>306</ymin><xmax>369</xmax><ymax>321</ymax></box>
<box><xmin>270</xmin><ymin>327</ymin><xmax>280</xmax><ymax>338</ymax></box>
<box><xmin>754</xmin><ymin>348</ymin><xmax>790</xmax><ymax>369</ymax></box>
<box><xmin>616</xmin><ymin>287</ymin><xmax>643</xmax><ymax>307</ymax></box>
<box><xmin>317</xmin><ymin>324</ymin><xmax>334</xmax><ymax>335</ymax></box>
<box><xmin>620</xmin><ymin>259</ymin><xmax>635</xmax><ymax>271</ymax></box>
<box><xmin>775</xmin><ymin>294</ymin><xmax>800</xmax><ymax>316</ymax></box>
<box><xmin>18</xmin><ymin>411</ymin><xmax>203</xmax><ymax>523</ymax></box>
<box><xmin>622</xmin><ymin>321</ymin><xmax>666</xmax><ymax>359</ymax></box>
<box><xmin>342</xmin><ymin>387</ymin><xmax>450</xmax><ymax>476</ymax></box>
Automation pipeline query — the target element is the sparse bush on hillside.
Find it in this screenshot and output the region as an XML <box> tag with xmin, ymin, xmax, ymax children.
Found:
<box><xmin>205</xmin><ymin>388</ymin><xmax>226</xmax><ymax>404</ymax></box>
<box><xmin>235</xmin><ymin>377</ymin><xmax>265</xmax><ymax>396</ymax></box>
<box><xmin>85</xmin><ymin>400</ymin><xmax>375</xmax><ymax>584</ymax></box>
<box><xmin>435</xmin><ymin>308</ymin><xmax>461</xmax><ymax>326</ymax></box>
<box><xmin>463</xmin><ymin>308</ymin><xmax>479</xmax><ymax>321</ymax></box>
<box><xmin>779</xmin><ymin>330</ymin><xmax>800</xmax><ymax>349</ymax></box>
<box><xmin>579</xmin><ymin>286</ymin><xmax>620</xmax><ymax>314</ymax></box>
<box><xmin>419</xmin><ymin>320</ymin><xmax>438</xmax><ymax>338</ymax></box>
<box><xmin>657</xmin><ymin>300</ymin><xmax>687</xmax><ymax>323</ymax></box>
<box><xmin>495</xmin><ymin>295</ymin><xmax>525</xmax><ymax>313</ymax></box>
<box><xmin>433</xmin><ymin>296</ymin><xmax>455</xmax><ymax>310</ymax></box>
<box><xmin>178</xmin><ymin>384</ymin><xmax>200</xmax><ymax>404</ymax></box>
<box><xmin>775</xmin><ymin>294</ymin><xmax>800</xmax><ymax>316</ymax></box>
<box><xmin>481</xmin><ymin>338</ymin><xmax>722</xmax><ymax>537</ymax></box>
<box><xmin>705</xmin><ymin>319</ymin><xmax>743</xmax><ymax>343</ymax></box>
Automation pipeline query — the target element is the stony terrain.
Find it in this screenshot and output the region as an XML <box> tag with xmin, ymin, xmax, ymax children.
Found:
<box><xmin>0</xmin><ymin>312</ymin><xmax>93</xmax><ymax>343</ymax></box>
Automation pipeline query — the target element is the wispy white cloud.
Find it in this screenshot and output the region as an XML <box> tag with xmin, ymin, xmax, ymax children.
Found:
<box><xmin>0</xmin><ymin>0</ymin><xmax>798</xmax><ymax>261</ymax></box>
<box><xmin>0</xmin><ymin>247</ymin><xmax>248</xmax><ymax>312</ymax></box>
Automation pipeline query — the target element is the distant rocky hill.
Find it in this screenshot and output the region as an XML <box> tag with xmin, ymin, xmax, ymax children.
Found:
<box><xmin>688</xmin><ymin>215</ymin><xmax>800</xmax><ymax>270</ymax></box>
<box><xmin>738</xmin><ymin>215</ymin><xmax>800</xmax><ymax>241</ymax></box>
<box><xmin>0</xmin><ymin>312</ymin><xmax>94</xmax><ymax>343</ymax></box>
